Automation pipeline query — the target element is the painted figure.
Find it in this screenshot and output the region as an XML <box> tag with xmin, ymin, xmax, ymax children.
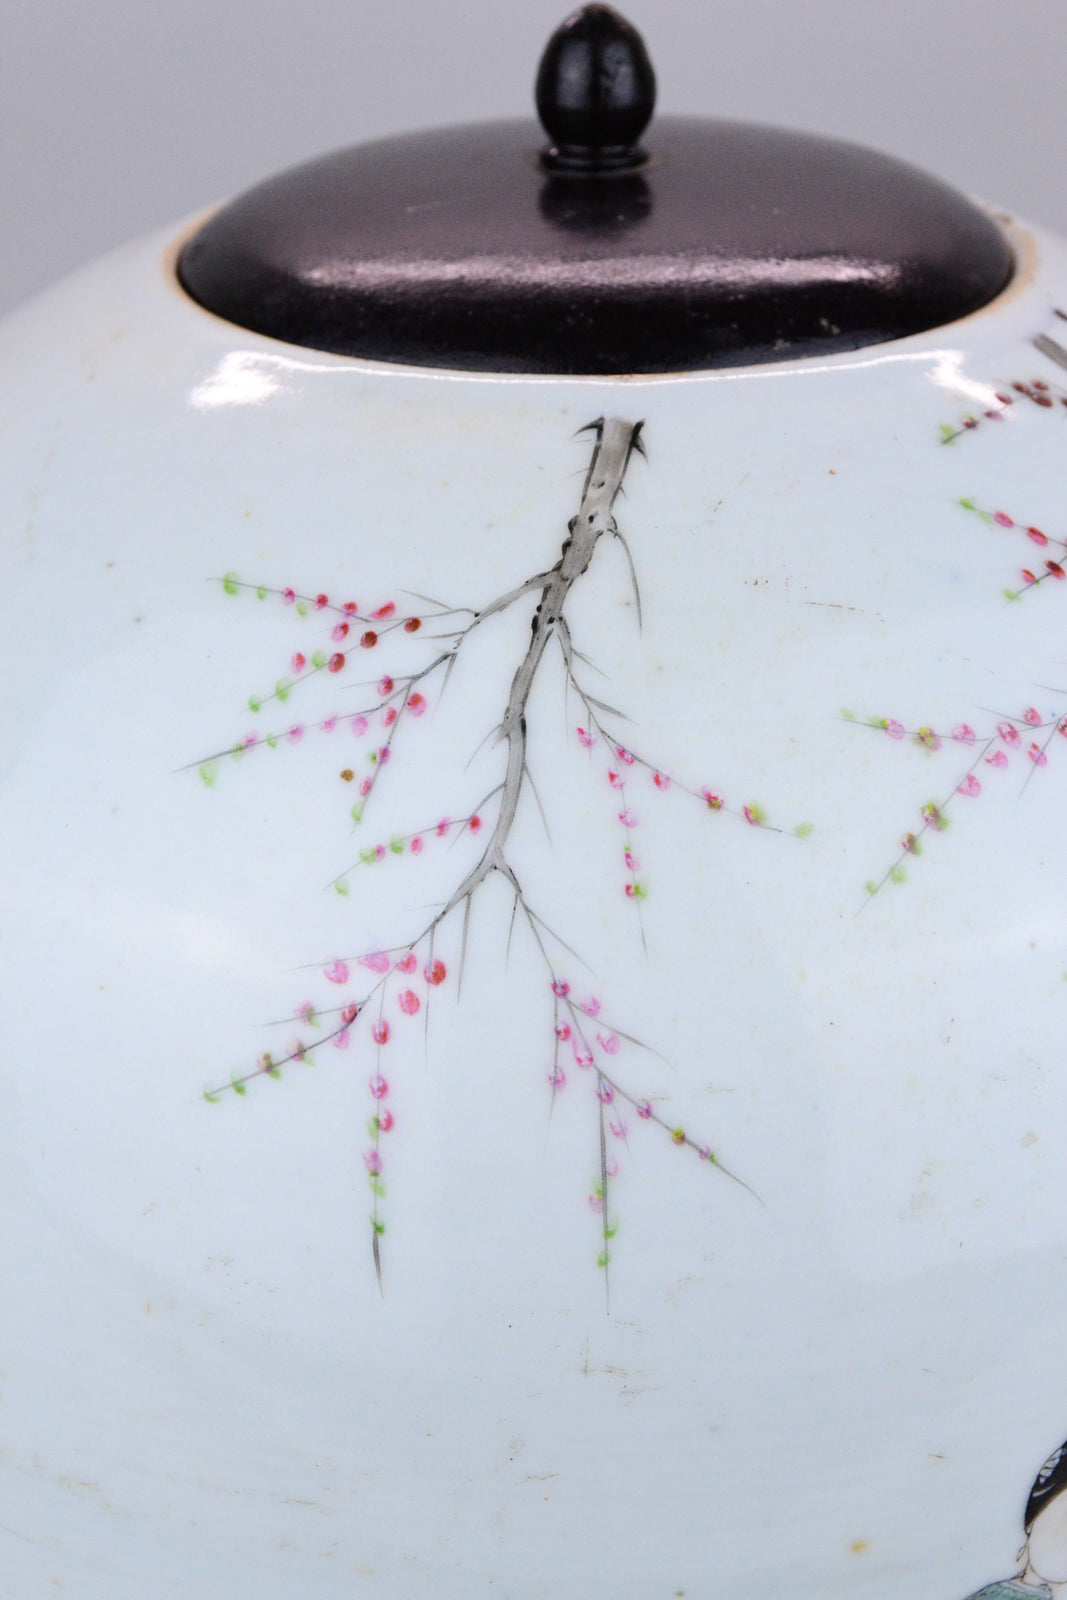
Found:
<box><xmin>965</xmin><ymin>1441</ymin><xmax>1067</xmax><ymax>1599</ymax></box>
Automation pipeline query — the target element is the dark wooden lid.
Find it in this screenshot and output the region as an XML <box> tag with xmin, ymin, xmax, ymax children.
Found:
<box><xmin>178</xmin><ymin>6</ymin><xmax>1013</xmax><ymax>374</ymax></box>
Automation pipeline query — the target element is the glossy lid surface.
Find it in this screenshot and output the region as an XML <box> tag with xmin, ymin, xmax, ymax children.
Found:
<box><xmin>178</xmin><ymin>9</ymin><xmax>1013</xmax><ymax>374</ymax></box>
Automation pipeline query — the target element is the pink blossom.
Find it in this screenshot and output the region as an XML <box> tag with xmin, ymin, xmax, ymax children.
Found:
<box><xmin>378</xmin><ymin>1109</ymin><xmax>394</xmax><ymax>1132</ymax></box>
<box><xmin>616</xmin><ymin>747</ymin><xmax>635</xmax><ymax>765</ymax></box>
<box><xmin>315</xmin><ymin>593</ymin><xmax>329</xmax><ymax>610</ymax></box>
<box><xmin>378</xmin><ymin>676</ymin><xmax>395</xmax><ymax>695</ymax></box>
<box><xmin>382</xmin><ymin>707</ymin><xmax>397</xmax><ymax>727</ymax></box>
<box><xmin>915</xmin><ymin>726</ymin><xmax>941</xmax><ymax>751</ymax></box>
<box><xmin>369</xmin><ymin>1074</ymin><xmax>389</xmax><ymax>1099</ymax></box>
<box><xmin>1022</xmin><ymin>569</ymin><xmax>1038</xmax><ymax>585</ymax></box>
<box><xmin>998</xmin><ymin>722</ymin><xmax>1021</xmax><ymax>746</ymax></box>
<box><xmin>361</xmin><ymin>951</ymin><xmax>391</xmax><ymax>973</ymax></box>
<box><xmin>425</xmin><ymin>960</ymin><xmax>447</xmax><ymax>986</ymax></box>
<box><xmin>398</xmin><ymin>989</ymin><xmax>420</xmax><ymax>1016</ymax></box>
<box><xmin>397</xmin><ymin>952</ymin><xmax>417</xmax><ymax>973</ymax></box>
<box><xmin>548</xmin><ymin>1066</ymin><xmax>566</xmax><ymax>1090</ymax></box>
<box><xmin>958</xmin><ymin>774</ymin><xmax>981</xmax><ymax>797</ymax></box>
<box><xmin>993</xmin><ymin>511</ymin><xmax>1014</xmax><ymax>528</ymax></box>
<box><xmin>322</xmin><ymin>716</ymin><xmax>337</xmax><ymax>732</ymax></box>
<box><xmin>608</xmin><ymin>770</ymin><xmax>624</xmax><ymax>789</ymax></box>
<box><xmin>551</xmin><ymin>980</ymin><xmax>570</xmax><ymax>998</ymax></box>
<box><xmin>884</xmin><ymin>719</ymin><xmax>906</xmax><ymax>740</ymax></box>
<box><xmin>282</xmin><ymin>587</ymin><xmax>296</xmax><ymax>604</ymax></box>
<box><xmin>952</xmin><ymin>724</ymin><xmax>976</xmax><ymax>745</ymax></box>
<box><xmin>468</xmin><ymin>814</ymin><xmax>482</xmax><ymax>831</ymax></box>
<box><xmin>742</xmin><ymin>804</ymin><xmax>762</xmax><ymax>826</ymax></box>
<box><xmin>291</xmin><ymin>652</ymin><xmax>306</xmax><ymax>674</ymax></box>
<box><xmin>242</xmin><ymin>733</ymin><xmax>258</xmax><ymax>747</ymax></box>
<box><xmin>374</xmin><ymin>844</ymin><xmax>386</xmax><ymax>862</ymax></box>
<box><xmin>1024</xmin><ymin>707</ymin><xmax>1042</xmax><ymax>725</ymax></box>
<box><xmin>364</xmin><ymin>1149</ymin><xmax>382</xmax><ymax>1174</ymax></box>
<box><xmin>378</xmin><ymin>747</ymin><xmax>391</xmax><ymax>764</ymax></box>
<box><xmin>351</xmin><ymin>715</ymin><xmax>368</xmax><ymax>736</ymax></box>
<box><xmin>436</xmin><ymin>818</ymin><xmax>450</xmax><ymax>837</ymax></box>
<box><xmin>555</xmin><ymin>1023</ymin><xmax>571</xmax><ymax>1041</ymax></box>
<box><xmin>324</xmin><ymin>960</ymin><xmax>349</xmax><ymax>984</ymax></box>
<box><xmin>618</xmin><ymin>809</ymin><xmax>638</xmax><ymax>828</ymax></box>
<box><xmin>328</xmin><ymin>653</ymin><xmax>345</xmax><ymax>673</ymax></box>
<box><xmin>636</xmin><ymin>1100</ymin><xmax>653</xmax><ymax>1119</ymax></box>
<box><xmin>573</xmin><ymin>1050</ymin><xmax>594</xmax><ymax>1070</ymax></box>
<box><xmin>342</xmin><ymin>600</ymin><xmax>358</xmax><ymax>614</ymax></box>
<box><xmin>596</xmin><ymin>1082</ymin><xmax>615</xmax><ymax>1104</ymax></box>
<box><xmin>577</xmin><ymin>726</ymin><xmax>594</xmax><ymax>748</ymax></box>
<box><xmin>985</xmin><ymin>749</ymin><xmax>1009</xmax><ymax>768</ymax></box>
<box><xmin>371</xmin><ymin>1019</ymin><xmax>390</xmax><ymax>1045</ymax></box>
<box><xmin>1028</xmin><ymin>743</ymin><xmax>1048</xmax><ymax>766</ymax></box>
<box><xmin>408</xmin><ymin>692</ymin><xmax>427</xmax><ymax>716</ymax></box>
<box><xmin>624</xmin><ymin>849</ymin><xmax>638</xmax><ymax>870</ymax></box>
<box><xmin>609</xmin><ymin>1120</ymin><xmax>627</xmax><ymax>1139</ymax></box>
<box><xmin>701</xmin><ymin>789</ymin><xmax>724</xmax><ymax>810</ymax></box>
<box><xmin>596</xmin><ymin>1031</ymin><xmax>620</xmax><ymax>1055</ymax></box>
<box><xmin>287</xmin><ymin>724</ymin><xmax>305</xmax><ymax>744</ymax></box>
<box><xmin>297</xmin><ymin>1002</ymin><xmax>317</xmax><ymax>1023</ymax></box>
<box><xmin>578</xmin><ymin>996</ymin><xmax>601</xmax><ymax>1017</ymax></box>
<box><xmin>652</xmin><ymin>771</ymin><xmax>670</xmax><ymax>790</ymax></box>
<box><xmin>332</xmin><ymin>622</ymin><xmax>349</xmax><ymax>642</ymax></box>
<box><xmin>588</xmin><ymin>1192</ymin><xmax>605</xmax><ymax>1213</ymax></box>
<box><xmin>341</xmin><ymin>1004</ymin><xmax>358</xmax><ymax>1024</ymax></box>
<box><xmin>410</xmin><ymin>836</ymin><xmax>423</xmax><ymax>854</ymax></box>
<box><xmin>333</xmin><ymin>1028</ymin><xmax>351</xmax><ymax>1050</ymax></box>
<box><xmin>359</xmin><ymin>776</ymin><xmax>372</xmax><ymax>797</ymax></box>
<box><xmin>1028</xmin><ymin>526</ymin><xmax>1050</xmax><ymax>546</ymax></box>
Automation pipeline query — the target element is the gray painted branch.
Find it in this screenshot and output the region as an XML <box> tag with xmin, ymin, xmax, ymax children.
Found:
<box><xmin>441</xmin><ymin>416</ymin><xmax>644</xmax><ymax>918</ymax></box>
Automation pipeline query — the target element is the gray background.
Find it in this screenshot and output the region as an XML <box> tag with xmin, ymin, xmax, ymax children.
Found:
<box><xmin>1</xmin><ymin>0</ymin><xmax>1063</xmax><ymax>318</ymax></box>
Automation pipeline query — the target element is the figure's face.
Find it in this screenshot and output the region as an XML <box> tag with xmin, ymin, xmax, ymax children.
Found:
<box><xmin>1029</xmin><ymin>1493</ymin><xmax>1067</xmax><ymax>1585</ymax></box>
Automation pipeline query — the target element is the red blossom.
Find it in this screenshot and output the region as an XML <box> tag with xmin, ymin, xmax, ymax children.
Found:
<box><xmin>404</xmin><ymin>617</ymin><xmax>421</xmax><ymax>633</ymax></box>
<box><xmin>398</xmin><ymin>990</ymin><xmax>420</xmax><ymax>1016</ymax></box>
<box><xmin>425</xmin><ymin>959</ymin><xmax>447</xmax><ymax>986</ymax></box>
<box><xmin>328</xmin><ymin>652</ymin><xmax>345</xmax><ymax>672</ymax></box>
<box><xmin>408</xmin><ymin>693</ymin><xmax>427</xmax><ymax>716</ymax></box>
<box><xmin>361</xmin><ymin>631</ymin><xmax>378</xmax><ymax>648</ymax></box>
<box><xmin>371</xmin><ymin>602</ymin><xmax>396</xmax><ymax>620</ymax></box>
<box><xmin>371</xmin><ymin>1019</ymin><xmax>391</xmax><ymax>1045</ymax></box>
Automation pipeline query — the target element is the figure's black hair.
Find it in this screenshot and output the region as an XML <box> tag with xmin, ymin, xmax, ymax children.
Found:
<box><xmin>1026</xmin><ymin>1441</ymin><xmax>1067</xmax><ymax>1531</ymax></box>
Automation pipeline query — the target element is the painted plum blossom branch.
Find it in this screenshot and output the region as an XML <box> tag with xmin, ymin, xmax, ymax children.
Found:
<box><xmin>191</xmin><ymin>417</ymin><xmax>802</xmax><ymax>1292</ymax></box>
<box><xmin>846</xmin><ymin>702</ymin><xmax>1067</xmax><ymax>901</ymax></box>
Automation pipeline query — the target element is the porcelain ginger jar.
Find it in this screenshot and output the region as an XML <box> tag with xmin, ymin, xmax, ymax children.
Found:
<box><xmin>3</xmin><ymin>8</ymin><xmax>1067</xmax><ymax>1598</ymax></box>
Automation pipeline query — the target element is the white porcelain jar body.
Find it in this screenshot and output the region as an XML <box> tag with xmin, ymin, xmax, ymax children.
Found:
<box><xmin>2</xmin><ymin>217</ymin><xmax>1067</xmax><ymax>1600</ymax></box>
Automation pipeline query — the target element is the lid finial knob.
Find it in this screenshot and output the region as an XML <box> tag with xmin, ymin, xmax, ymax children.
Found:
<box><xmin>535</xmin><ymin>4</ymin><xmax>656</xmax><ymax>173</ymax></box>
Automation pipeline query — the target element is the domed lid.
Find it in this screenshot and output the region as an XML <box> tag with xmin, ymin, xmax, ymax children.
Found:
<box><xmin>178</xmin><ymin>5</ymin><xmax>1013</xmax><ymax>375</ymax></box>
